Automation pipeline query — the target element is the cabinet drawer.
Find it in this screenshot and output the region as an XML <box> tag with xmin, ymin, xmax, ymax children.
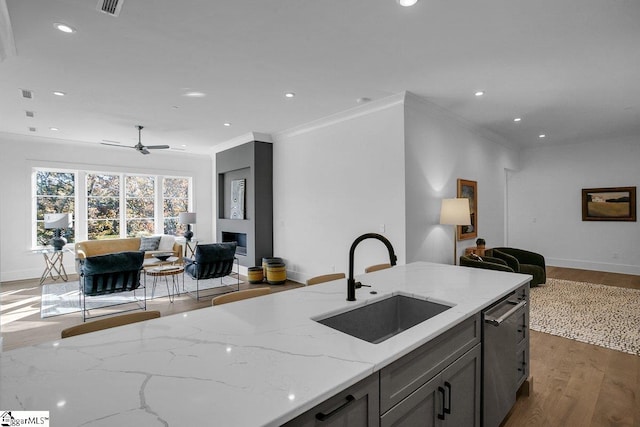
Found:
<box><xmin>380</xmin><ymin>314</ymin><xmax>481</xmax><ymax>413</ymax></box>
<box><xmin>283</xmin><ymin>374</ymin><xmax>380</xmax><ymax>427</ymax></box>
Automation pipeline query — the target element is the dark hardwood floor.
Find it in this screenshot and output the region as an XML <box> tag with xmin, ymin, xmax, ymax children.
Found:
<box><xmin>2</xmin><ymin>266</ymin><xmax>639</xmax><ymax>426</ymax></box>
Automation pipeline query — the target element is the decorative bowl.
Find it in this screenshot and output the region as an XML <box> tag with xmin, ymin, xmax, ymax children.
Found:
<box><xmin>153</xmin><ymin>252</ymin><xmax>174</xmax><ymax>261</ymax></box>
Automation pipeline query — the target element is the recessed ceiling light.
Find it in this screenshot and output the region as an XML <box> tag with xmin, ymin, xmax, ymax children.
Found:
<box><xmin>181</xmin><ymin>144</ymin><xmax>187</xmax><ymax>147</ymax></box>
<box><xmin>474</xmin><ymin>91</ymin><xmax>485</xmax><ymax>97</ymax></box>
<box><xmin>284</xmin><ymin>92</ymin><xmax>295</xmax><ymax>98</ymax></box>
<box><xmin>513</xmin><ymin>117</ymin><xmax>522</xmax><ymax>122</ymax></box>
<box><xmin>357</xmin><ymin>97</ymin><xmax>372</xmax><ymax>104</ymax></box>
<box><xmin>539</xmin><ymin>134</ymin><xmax>546</xmax><ymax>138</ymax></box>
<box><xmin>49</xmin><ymin>127</ymin><xmax>59</xmax><ymax>131</ymax></box>
<box><xmin>184</xmin><ymin>91</ymin><xmax>206</xmax><ymax>98</ymax></box>
<box><xmin>54</xmin><ymin>23</ymin><xmax>76</xmax><ymax>33</ymax></box>
<box><xmin>397</xmin><ymin>0</ymin><xmax>419</xmax><ymax>6</ymax></box>
<box><xmin>53</xmin><ymin>91</ymin><xmax>66</xmax><ymax>96</ymax></box>
<box><xmin>223</xmin><ymin>122</ymin><xmax>231</xmax><ymax>127</ymax></box>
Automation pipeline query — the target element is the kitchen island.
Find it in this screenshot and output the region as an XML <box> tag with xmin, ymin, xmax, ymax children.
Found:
<box><xmin>0</xmin><ymin>262</ymin><xmax>530</xmax><ymax>426</ymax></box>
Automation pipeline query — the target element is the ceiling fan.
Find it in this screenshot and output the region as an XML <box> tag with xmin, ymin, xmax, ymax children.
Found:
<box><xmin>101</xmin><ymin>125</ymin><xmax>170</xmax><ymax>154</ymax></box>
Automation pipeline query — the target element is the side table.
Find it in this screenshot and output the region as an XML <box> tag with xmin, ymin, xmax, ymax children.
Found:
<box><xmin>33</xmin><ymin>247</ymin><xmax>71</xmax><ymax>286</ymax></box>
<box><xmin>145</xmin><ymin>265</ymin><xmax>184</xmax><ymax>303</ymax></box>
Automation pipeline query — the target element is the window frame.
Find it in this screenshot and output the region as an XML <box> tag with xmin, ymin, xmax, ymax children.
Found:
<box><xmin>32</xmin><ymin>167</ymin><xmax>192</xmax><ymax>248</ymax></box>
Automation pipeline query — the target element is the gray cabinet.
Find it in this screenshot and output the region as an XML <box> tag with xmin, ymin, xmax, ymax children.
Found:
<box><xmin>379</xmin><ymin>314</ymin><xmax>481</xmax><ymax>426</ymax></box>
<box><xmin>380</xmin><ymin>344</ymin><xmax>481</xmax><ymax>427</ymax></box>
<box><xmin>283</xmin><ymin>374</ymin><xmax>380</xmax><ymax>427</ymax></box>
<box><xmin>379</xmin><ymin>314</ymin><xmax>481</xmax><ymax>413</ymax></box>
<box><xmin>284</xmin><ymin>311</ymin><xmax>499</xmax><ymax>426</ymax></box>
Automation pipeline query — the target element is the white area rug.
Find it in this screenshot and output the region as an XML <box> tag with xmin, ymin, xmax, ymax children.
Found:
<box><xmin>41</xmin><ymin>275</ymin><xmax>240</xmax><ymax>318</ymax></box>
<box><xmin>529</xmin><ymin>278</ymin><xmax>640</xmax><ymax>355</ymax></box>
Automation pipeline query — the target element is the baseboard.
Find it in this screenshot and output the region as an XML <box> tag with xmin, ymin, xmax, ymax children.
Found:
<box><xmin>285</xmin><ymin>270</ymin><xmax>306</xmax><ymax>285</ymax></box>
<box><xmin>547</xmin><ymin>257</ymin><xmax>640</xmax><ymax>276</ymax></box>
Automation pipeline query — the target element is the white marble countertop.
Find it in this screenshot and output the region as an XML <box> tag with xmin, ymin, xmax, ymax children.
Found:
<box><xmin>1</xmin><ymin>262</ymin><xmax>530</xmax><ymax>426</ymax></box>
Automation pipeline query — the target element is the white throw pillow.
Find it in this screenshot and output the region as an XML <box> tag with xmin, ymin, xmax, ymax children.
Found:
<box><xmin>158</xmin><ymin>235</ymin><xmax>176</xmax><ymax>251</ymax></box>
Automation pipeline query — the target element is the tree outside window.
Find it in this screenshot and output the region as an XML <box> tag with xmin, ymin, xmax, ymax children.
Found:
<box><xmin>87</xmin><ymin>173</ymin><xmax>120</xmax><ymax>240</ymax></box>
<box><xmin>163</xmin><ymin>177</ymin><xmax>190</xmax><ymax>235</ymax></box>
<box><xmin>126</xmin><ymin>175</ymin><xmax>155</xmax><ymax>236</ymax></box>
<box><xmin>35</xmin><ymin>170</ymin><xmax>75</xmax><ymax>246</ymax></box>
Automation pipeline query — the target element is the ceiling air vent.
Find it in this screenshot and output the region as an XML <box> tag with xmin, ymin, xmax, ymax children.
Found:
<box><xmin>21</xmin><ymin>89</ymin><xmax>33</xmax><ymax>99</ymax></box>
<box><xmin>25</xmin><ymin>111</ymin><xmax>35</xmax><ymax>118</ymax></box>
<box><xmin>97</xmin><ymin>0</ymin><xmax>123</xmax><ymax>17</ymax></box>
<box><xmin>29</xmin><ymin>127</ymin><xmax>36</xmax><ymax>132</ymax></box>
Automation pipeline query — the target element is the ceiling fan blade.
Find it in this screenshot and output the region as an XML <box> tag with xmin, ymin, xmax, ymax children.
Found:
<box><xmin>101</xmin><ymin>142</ymin><xmax>132</xmax><ymax>148</ymax></box>
<box><xmin>140</xmin><ymin>148</ymin><xmax>151</xmax><ymax>155</ymax></box>
<box><xmin>146</xmin><ymin>145</ymin><xmax>170</xmax><ymax>149</ymax></box>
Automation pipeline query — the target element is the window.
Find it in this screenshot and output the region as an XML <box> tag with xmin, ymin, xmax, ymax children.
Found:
<box><xmin>86</xmin><ymin>173</ymin><xmax>120</xmax><ymax>240</ymax></box>
<box><xmin>34</xmin><ymin>168</ymin><xmax>192</xmax><ymax>245</ymax></box>
<box><xmin>126</xmin><ymin>175</ymin><xmax>155</xmax><ymax>237</ymax></box>
<box><xmin>163</xmin><ymin>177</ymin><xmax>190</xmax><ymax>235</ymax></box>
<box><xmin>34</xmin><ymin>170</ymin><xmax>75</xmax><ymax>246</ymax></box>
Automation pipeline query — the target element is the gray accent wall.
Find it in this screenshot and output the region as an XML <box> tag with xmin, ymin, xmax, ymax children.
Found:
<box><xmin>216</xmin><ymin>141</ymin><xmax>273</xmax><ymax>267</ymax></box>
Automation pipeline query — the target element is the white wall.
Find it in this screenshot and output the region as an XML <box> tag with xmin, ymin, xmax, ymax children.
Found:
<box><xmin>507</xmin><ymin>137</ymin><xmax>640</xmax><ymax>275</ymax></box>
<box><xmin>404</xmin><ymin>93</ymin><xmax>520</xmax><ymax>265</ymax></box>
<box><xmin>271</xmin><ymin>95</ymin><xmax>406</xmax><ymax>283</ymax></box>
<box><xmin>0</xmin><ymin>132</ymin><xmax>213</xmax><ymax>281</ymax></box>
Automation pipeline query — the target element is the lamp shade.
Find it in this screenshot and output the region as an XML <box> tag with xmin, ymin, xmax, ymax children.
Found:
<box><xmin>178</xmin><ymin>212</ymin><xmax>197</xmax><ymax>224</ymax></box>
<box><xmin>44</xmin><ymin>213</ymin><xmax>72</xmax><ymax>229</ymax></box>
<box><xmin>439</xmin><ymin>198</ymin><xmax>471</xmax><ymax>226</ymax></box>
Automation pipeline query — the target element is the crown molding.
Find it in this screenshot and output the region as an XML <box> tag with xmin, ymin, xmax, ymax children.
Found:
<box><xmin>209</xmin><ymin>132</ymin><xmax>273</xmax><ymax>156</ymax></box>
<box><xmin>272</xmin><ymin>92</ymin><xmax>405</xmax><ymax>141</ymax></box>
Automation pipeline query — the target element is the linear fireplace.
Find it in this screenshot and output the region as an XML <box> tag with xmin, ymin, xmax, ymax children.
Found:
<box><xmin>222</xmin><ymin>231</ymin><xmax>247</xmax><ymax>256</ymax></box>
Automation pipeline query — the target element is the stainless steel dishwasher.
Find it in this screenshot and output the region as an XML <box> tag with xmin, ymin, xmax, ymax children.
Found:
<box><xmin>483</xmin><ymin>286</ymin><xmax>529</xmax><ymax>427</ymax></box>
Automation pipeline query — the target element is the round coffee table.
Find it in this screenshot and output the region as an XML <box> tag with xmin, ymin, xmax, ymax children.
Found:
<box><xmin>145</xmin><ymin>265</ymin><xmax>184</xmax><ymax>303</ymax></box>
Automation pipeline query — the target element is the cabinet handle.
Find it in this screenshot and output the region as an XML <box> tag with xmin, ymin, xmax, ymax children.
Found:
<box><xmin>438</xmin><ymin>386</ymin><xmax>446</xmax><ymax>420</ymax></box>
<box><xmin>315</xmin><ymin>394</ymin><xmax>356</xmax><ymax>422</ymax></box>
<box><xmin>444</xmin><ymin>381</ymin><xmax>452</xmax><ymax>415</ymax></box>
<box><xmin>485</xmin><ymin>300</ymin><xmax>527</xmax><ymax>326</ymax></box>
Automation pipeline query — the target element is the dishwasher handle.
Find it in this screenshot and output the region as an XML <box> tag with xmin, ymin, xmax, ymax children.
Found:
<box><xmin>484</xmin><ymin>300</ymin><xmax>527</xmax><ymax>326</ymax></box>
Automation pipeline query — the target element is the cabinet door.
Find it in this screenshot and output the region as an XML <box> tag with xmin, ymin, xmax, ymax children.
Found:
<box><xmin>441</xmin><ymin>344</ymin><xmax>481</xmax><ymax>427</ymax></box>
<box><xmin>380</xmin><ymin>345</ymin><xmax>481</xmax><ymax>427</ymax></box>
<box><xmin>283</xmin><ymin>374</ymin><xmax>379</xmax><ymax>427</ymax></box>
<box><xmin>380</xmin><ymin>374</ymin><xmax>441</xmax><ymax>427</ymax></box>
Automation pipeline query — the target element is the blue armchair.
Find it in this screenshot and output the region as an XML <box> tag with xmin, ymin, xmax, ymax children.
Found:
<box><xmin>184</xmin><ymin>242</ymin><xmax>240</xmax><ymax>300</ymax></box>
<box><xmin>79</xmin><ymin>251</ymin><xmax>146</xmax><ymax>321</ymax></box>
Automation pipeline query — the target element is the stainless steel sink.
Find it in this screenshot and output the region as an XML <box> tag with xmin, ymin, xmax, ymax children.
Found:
<box><xmin>315</xmin><ymin>294</ymin><xmax>452</xmax><ymax>344</ymax></box>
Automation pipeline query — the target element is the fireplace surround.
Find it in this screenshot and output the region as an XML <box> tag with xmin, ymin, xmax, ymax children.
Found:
<box><xmin>216</xmin><ymin>140</ymin><xmax>273</xmax><ymax>267</ymax></box>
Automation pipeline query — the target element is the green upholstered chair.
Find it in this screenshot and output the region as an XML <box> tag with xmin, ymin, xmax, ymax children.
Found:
<box><xmin>459</xmin><ymin>247</ymin><xmax>546</xmax><ymax>287</ymax></box>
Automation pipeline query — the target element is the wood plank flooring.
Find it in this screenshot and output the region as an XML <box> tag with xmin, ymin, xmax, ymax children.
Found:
<box><xmin>2</xmin><ymin>266</ymin><xmax>639</xmax><ymax>426</ymax></box>
<box><xmin>504</xmin><ymin>267</ymin><xmax>640</xmax><ymax>427</ymax></box>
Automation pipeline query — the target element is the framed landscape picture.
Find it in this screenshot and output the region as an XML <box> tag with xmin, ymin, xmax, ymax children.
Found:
<box><xmin>457</xmin><ymin>179</ymin><xmax>477</xmax><ymax>240</ymax></box>
<box><xmin>582</xmin><ymin>187</ymin><xmax>636</xmax><ymax>221</ymax></box>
